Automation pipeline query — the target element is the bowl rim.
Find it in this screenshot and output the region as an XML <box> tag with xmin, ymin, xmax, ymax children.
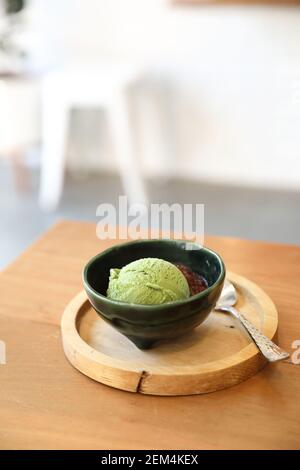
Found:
<box><xmin>82</xmin><ymin>239</ymin><xmax>226</xmax><ymax>310</ymax></box>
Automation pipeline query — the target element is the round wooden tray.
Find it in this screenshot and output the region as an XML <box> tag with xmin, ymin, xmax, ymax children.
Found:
<box><xmin>61</xmin><ymin>272</ymin><xmax>278</xmax><ymax>396</ymax></box>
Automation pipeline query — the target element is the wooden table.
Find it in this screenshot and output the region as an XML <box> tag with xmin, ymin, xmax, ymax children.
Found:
<box><xmin>0</xmin><ymin>220</ymin><xmax>299</xmax><ymax>450</ymax></box>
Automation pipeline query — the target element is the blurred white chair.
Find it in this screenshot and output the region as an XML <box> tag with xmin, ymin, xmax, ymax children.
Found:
<box><xmin>0</xmin><ymin>75</ymin><xmax>39</xmax><ymax>190</ymax></box>
<box><xmin>39</xmin><ymin>62</ymin><xmax>148</xmax><ymax>210</ymax></box>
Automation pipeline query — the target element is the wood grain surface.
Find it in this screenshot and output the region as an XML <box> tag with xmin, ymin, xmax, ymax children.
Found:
<box><xmin>0</xmin><ymin>220</ymin><xmax>300</xmax><ymax>449</ymax></box>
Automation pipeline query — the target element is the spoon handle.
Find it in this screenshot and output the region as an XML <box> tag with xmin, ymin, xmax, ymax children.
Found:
<box><xmin>217</xmin><ymin>306</ymin><xmax>289</xmax><ymax>362</ymax></box>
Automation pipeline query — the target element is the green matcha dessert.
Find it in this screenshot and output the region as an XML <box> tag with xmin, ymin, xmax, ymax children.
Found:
<box><xmin>107</xmin><ymin>257</ymin><xmax>190</xmax><ymax>305</ymax></box>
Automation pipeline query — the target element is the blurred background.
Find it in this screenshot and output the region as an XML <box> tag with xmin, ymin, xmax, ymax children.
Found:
<box><xmin>1</xmin><ymin>0</ymin><xmax>300</xmax><ymax>268</ymax></box>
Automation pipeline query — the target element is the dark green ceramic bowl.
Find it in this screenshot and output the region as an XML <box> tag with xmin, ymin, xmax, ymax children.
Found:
<box><xmin>83</xmin><ymin>239</ymin><xmax>225</xmax><ymax>350</ymax></box>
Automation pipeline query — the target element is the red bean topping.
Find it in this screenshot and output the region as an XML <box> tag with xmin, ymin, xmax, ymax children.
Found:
<box><xmin>175</xmin><ymin>263</ymin><xmax>208</xmax><ymax>296</ymax></box>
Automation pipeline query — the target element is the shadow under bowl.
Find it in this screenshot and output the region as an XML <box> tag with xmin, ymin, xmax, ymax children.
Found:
<box><xmin>83</xmin><ymin>239</ymin><xmax>226</xmax><ymax>350</ymax></box>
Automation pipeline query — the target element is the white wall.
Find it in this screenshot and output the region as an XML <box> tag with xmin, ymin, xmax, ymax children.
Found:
<box><xmin>32</xmin><ymin>1</ymin><xmax>300</xmax><ymax>189</ymax></box>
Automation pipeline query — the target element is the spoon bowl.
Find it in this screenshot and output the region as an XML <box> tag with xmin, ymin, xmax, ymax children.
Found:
<box><xmin>217</xmin><ymin>280</ymin><xmax>237</xmax><ymax>308</ymax></box>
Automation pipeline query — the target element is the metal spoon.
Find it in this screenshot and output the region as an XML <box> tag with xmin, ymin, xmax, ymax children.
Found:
<box><xmin>215</xmin><ymin>280</ymin><xmax>289</xmax><ymax>362</ymax></box>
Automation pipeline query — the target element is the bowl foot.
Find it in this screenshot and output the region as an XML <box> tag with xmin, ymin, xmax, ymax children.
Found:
<box><xmin>126</xmin><ymin>336</ymin><xmax>156</xmax><ymax>350</ymax></box>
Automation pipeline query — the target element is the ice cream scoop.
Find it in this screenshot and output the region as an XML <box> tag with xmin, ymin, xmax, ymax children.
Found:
<box><xmin>107</xmin><ymin>257</ymin><xmax>190</xmax><ymax>305</ymax></box>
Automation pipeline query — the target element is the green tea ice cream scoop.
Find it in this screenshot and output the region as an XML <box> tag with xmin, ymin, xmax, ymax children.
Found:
<box><xmin>107</xmin><ymin>257</ymin><xmax>190</xmax><ymax>305</ymax></box>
